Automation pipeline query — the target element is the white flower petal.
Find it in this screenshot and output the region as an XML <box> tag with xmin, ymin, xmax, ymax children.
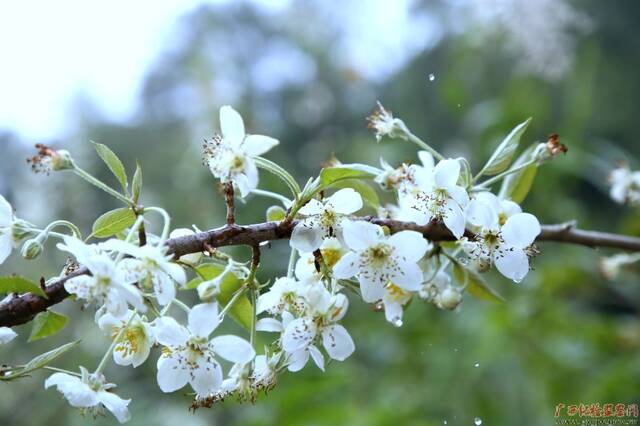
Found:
<box><xmin>188</xmin><ymin>303</ymin><xmax>219</xmax><ymax>338</ymax></box>
<box><xmin>220</xmin><ymin>105</ymin><xmax>245</xmax><ymax>146</ymax></box>
<box><xmin>448</xmin><ymin>185</ymin><xmax>470</xmax><ymax>208</ymax></box>
<box><xmin>286</xmin><ymin>349</ymin><xmax>309</xmax><ymax>372</ymax></box>
<box><xmin>494</xmin><ymin>246</ymin><xmax>530</xmax><ymax>282</ymax></box>
<box><xmin>358</xmin><ymin>275</ymin><xmax>385</xmax><ymax>303</ymax></box>
<box><xmin>0</xmin><ymin>195</ymin><xmax>13</xmax><ymax>226</ymax></box>
<box><xmin>321</xmin><ymin>324</ymin><xmax>355</xmax><ymax>361</ymax></box>
<box><xmin>290</xmin><ymin>223</ymin><xmax>323</xmax><ymax>252</ymax></box>
<box><xmin>434</xmin><ymin>159</ymin><xmax>460</xmax><ymax>188</ymax></box>
<box><xmin>341</xmin><ymin>220</ymin><xmax>383</xmax><ymax>252</ymax></box>
<box><xmin>326</xmin><ymin>188</ymin><xmax>363</xmax><ymax>215</ymax></box>
<box><xmin>382</xmin><ymin>297</ymin><xmax>404</xmax><ymax>324</ymax></box>
<box><xmin>242</xmin><ymin>134</ymin><xmax>279</xmax><ymax>156</ymax></box>
<box><xmin>45</xmin><ymin>373</ymin><xmax>98</xmax><ymax>407</ymax></box>
<box><xmin>465</xmin><ymin>199</ymin><xmax>498</xmax><ymax>229</ymax></box>
<box><xmin>418</xmin><ymin>151</ymin><xmax>435</xmax><ymax>170</ymax></box>
<box><xmin>156</xmin><ymin>356</ymin><xmax>189</xmax><ymax>393</ymax></box>
<box><xmin>154</xmin><ymin>317</ymin><xmax>189</xmax><ymax>347</ymax></box>
<box><xmin>501</xmin><ymin>213</ymin><xmax>541</xmax><ymax>247</ymax></box>
<box><xmin>255</xmin><ymin>318</ymin><xmax>283</xmax><ymax>332</ymax></box>
<box><xmin>0</xmin><ymin>326</ymin><xmax>17</xmax><ymax>344</ymax></box>
<box><xmin>0</xmin><ymin>234</ymin><xmax>11</xmax><ymax>265</ymax></box>
<box><xmin>190</xmin><ymin>357</ymin><xmax>223</xmax><ymax>396</ymax></box>
<box><xmin>162</xmin><ymin>262</ymin><xmax>186</xmax><ymax>287</ymax></box>
<box><xmin>153</xmin><ymin>272</ymin><xmax>176</xmax><ymax>306</ymax></box>
<box><xmin>308</xmin><ymin>345</ymin><xmax>325</xmax><ymax>371</ymax></box>
<box><xmin>390</xmin><ymin>261</ymin><xmax>423</xmax><ymax>291</ymax></box>
<box><xmin>282</xmin><ymin>318</ymin><xmax>316</xmax><ymax>352</ymax></box>
<box><xmin>332</xmin><ymin>251</ymin><xmax>359</xmax><ymax>279</ymax></box>
<box><xmin>442</xmin><ymin>200</ymin><xmax>466</xmax><ymax>239</ymax></box>
<box><xmin>98</xmin><ymin>391</ymin><xmax>131</xmax><ymax>424</ymax></box>
<box><xmin>298</xmin><ymin>199</ymin><xmax>324</xmax><ymax>216</ymax></box>
<box><xmin>388</xmin><ymin>231</ymin><xmax>429</xmax><ymax>262</ymax></box>
<box><xmin>210</xmin><ymin>335</ymin><xmax>255</xmax><ymax>363</ymax></box>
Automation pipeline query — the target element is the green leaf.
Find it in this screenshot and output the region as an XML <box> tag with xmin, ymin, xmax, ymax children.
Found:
<box><xmin>479</xmin><ymin>118</ymin><xmax>532</xmax><ymax>176</ymax></box>
<box><xmin>466</xmin><ymin>270</ymin><xmax>505</xmax><ymax>303</ymax></box>
<box><xmin>186</xmin><ymin>263</ymin><xmax>252</xmax><ymax>330</ymax></box>
<box><xmin>319</xmin><ymin>164</ymin><xmax>378</xmax><ymax>187</ymax></box>
<box><xmin>329</xmin><ymin>179</ymin><xmax>380</xmax><ymax>210</ymax></box>
<box><xmin>92</xmin><ymin>141</ymin><xmax>128</xmax><ymax>192</ymax></box>
<box><xmin>266</xmin><ymin>205</ymin><xmax>286</xmax><ymax>222</ymax></box>
<box><xmin>498</xmin><ymin>143</ymin><xmax>538</xmax><ymax>203</ymax></box>
<box><xmin>457</xmin><ymin>157</ymin><xmax>472</xmax><ymax>189</ymax></box>
<box><xmin>0</xmin><ymin>276</ymin><xmax>47</xmax><ymax>298</ymax></box>
<box><xmin>132</xmin><ymin>161</ymin><xmax>142</xmax><ymax>203</ymax></box>
<box><xmin>452</xmin><ymin>261</ymin><xmax>467</xmax><ymax>285</ymax></box>
<box><xmin>28</xmin><ymin>311</ymin><xmax>68</xmax><ymax>342</ymax></box>
<box><xmin>91</xmin><ymin>207</ymin><xmax>136</xmax><ymax>238</ymax></box>
<box><xmin>0</xmin><ymin>341</ymin><xmax>80</xmax><ymax>381</ymax></box>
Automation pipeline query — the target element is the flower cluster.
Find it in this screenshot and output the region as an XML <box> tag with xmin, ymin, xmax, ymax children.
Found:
<box><xmin>609</xmin><ymin>164</ymin><xmax>640</xmax><ymax>206</ymax></box>
<box><xmin>0</xmin><ymin>102</ymin><xmax>575</xmax><ymax>424</ymax></box>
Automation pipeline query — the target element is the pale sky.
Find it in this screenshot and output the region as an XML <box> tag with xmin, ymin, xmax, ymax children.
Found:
<box><xmin>0</xmin><ymin>0</ymin><xmax>227</xmax><ymax>140</ymax></box>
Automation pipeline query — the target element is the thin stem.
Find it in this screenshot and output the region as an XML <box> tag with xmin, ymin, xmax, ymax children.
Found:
<box><xmin>42</xmin><ymin>366</ymin><xmax>82</xmax><ymax>377</ymax></box>
<box><xmin>254</xmin><ymin>156</ymin><xmax>301</xmax><ymax>197</ymax></box>
<box><xmin>405</xmin><ymin>130</ymin><xmax>445</xmax><ymax>161</ymax></box>
<box><xmin>286</xmin><ymin>248</ymin><xmax>297</xmax><ymax>278</ymax></box>
<box><xmin>95</xmin><ymin>312</ymin><xmax>136</xmax><ymax>375</ymax></box>
<box><xmin>250</xmin><ymin>188</ymin><xmax>291</xmax><ymax>206</ymax></box>
<box><xmin>144</xmin><ymin>206</ymin><xmax>171</xmax><ymax>244</ymax></box>
<box><xmin>218</xmin><ymin>285</ymin><xmax>249</xmax><ymax>320</ymax></box>
<box><xmin>247</xmin><ymin>245</ymin><xmax>261</xmax><ymax>346</ymax></box>
<box><xmin>73</xmin><ymin>166</ymin><xmax>133</xmax><ymax>206</ymax></box>
<box><xmin>41</xmin><ymin>220</ymin><xmax>82</xmax><ymax>239</ymax></box>
<box><xmin>223</xmin><ymin>182</ymin><xmax>235</xmax><ymax>225</ymax></box>
<box><xmin>172</xmin><ymin>298</ymin><xmax>191</xmax><ymax>314</ymax></box>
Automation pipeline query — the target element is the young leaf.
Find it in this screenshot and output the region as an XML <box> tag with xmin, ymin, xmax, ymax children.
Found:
<box><xmin>0</xmin><ymin>276</ymin><xmax>47</xmax><ymax>298</ymax></box>
<box><xmin>132</xmin><ymin>161</ymin><xmax>142</xmax><ymax>203</ymax></box>
<box><xmin>479</xmin><ymin>118</ymin><xmax>532</xmax><ymax>177</ymax></box>
<box><xmin>498</xmin><ymin>143</ymin><xmax>538</xmax><ymax>203</ymax></box>
<box><xmin>466</xmin><ymin>271</ymin><xmax>506</xmax><ymax>303</ymax></box>
<box><xmin>457</xmin><ymin>157</ymin><xmax>472</xmax><ymax>189</ymax></box>
<box><xmin>28</xmin><ymin>310</ymin><xmax>68</xmax><ymax>342</ymax></box>
<box><xmin>91</xmin><ymin>208</ymin><xmax>136</xmax><ymax>238</ymax></box>
<box><xmin>319</xmin><ymin>164</ymin><xmax>379</xmax><ymax>187</ymax></box>
<box><xmin>452</xmin><ymin>261</ymin><xmax>468</xmax><ymax>285</ymax></box>
<box><xmin>92</xmin><ymin>141</ymin><xmax>128</xmax><ymax>192</ymax></box>
<box><xmin>186</xmin><ymin>263</ymin><xmax>252</xmax><ymax>330</ymax></box>
<box><xmin>0</xmin><ymin>341</ymin><xmax>80</xmax><ymax>381</ymax></box>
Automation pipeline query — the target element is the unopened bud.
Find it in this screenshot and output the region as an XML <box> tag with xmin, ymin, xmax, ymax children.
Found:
<box><xmin>534</xmin><ymin>134</ymin><xmax>568</xmax><ymax>163</ymax></box>
<box><xmin>266</xmin><ymin>205</ymin><xmax>286</xmax><ymax>222</ymax></box>
<box><xmin>21</xmin><ymin>238</ymin><xmax>43</xmax><ymax>260</ymax></box>
<box><xmin>11</xmin><ymin>219</ymin><xmax>35</xmax><ymax>245</ymax></box>
<box><xmin>436</xmin><ymin>286</ymin><xmax>463</xmax><ymax>310</ymax></box>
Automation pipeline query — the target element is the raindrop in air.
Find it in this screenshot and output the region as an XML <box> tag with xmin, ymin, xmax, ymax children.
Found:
<box><xmin>443</xmin><ymin>421</ymin><xmax>448</xmax><ymax>425</ymax></box>
<box><xmin>474</xmin><ymin>362</ymin><xmax>480</xmax><ymax>368</ymax></box>
<box><xmin>454</xmin><ymin>348</ymin><xmax>459</xmax><ymax>352</ymax></box>
<box><xmin>474</xmin><ymin>417</ymin><xmax>483</xmax><ymax>425</ymax></box>
<box><xmin>428</xmin><ymin>73</ymin><xmax>435</xmax><ymax>81</ymax></box>
<box><xmin>392</xmin><ymin>318</ymin><xmax>403</xmax><ymax>327</ymax></box>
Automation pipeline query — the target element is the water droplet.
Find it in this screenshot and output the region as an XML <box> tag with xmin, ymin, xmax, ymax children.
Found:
<box><xmin>474</xmin><ymin>362</ymin><xmax>480</xmax><ymax>368</ymax></box>
<box><xmin>457</xmin><ymin>103</ymin><xmax>462</xmax><ymax>108</ymax></box>
<box><xmin>443</xmin><ymin>421</ymin><xmax>448</xmax><ymax>425</ymax></box>
<box><xmin>454</xmin><ymin>348</ymin><xmax>459</xmax><ymax>352</ymax></box>
<box><xmin>474</xmin><ymin>417</ymin><xmax>483</xmax><ymax>425</ymax></box>
<box><xmin>513</xmin><ymin>277</ymin><xmax>523</xmax><ymax>283</ymax></box>
<box><xmin>428</xmin><ymin>73</ymin><xmax>435</xmax><ymax>81</ymax></box>
<box><xmin>392</xmin><ymin>318</ymin><xmax>403</xmax><ymax>327</ymax></box>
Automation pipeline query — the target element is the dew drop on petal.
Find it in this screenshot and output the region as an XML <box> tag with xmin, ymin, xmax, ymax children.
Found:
<box><xmin>474</xmin><ymin>417</ymin><xmax>483</xmax><ymax>425</ymax></box>
<box><xmin>392</xmin><ymin>318</ymin><xmax>403</xmax><ymax>327</ymax></box>
<box><xmin>428</xmin><ymin>73</ymin><xmax>435</xmax><ymax>82</ymax></box>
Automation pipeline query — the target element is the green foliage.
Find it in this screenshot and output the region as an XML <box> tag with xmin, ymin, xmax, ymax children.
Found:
<box><xmin>499</xmin><ymin>143</ymin><xmax>539</xmax><ymax>203</ymax></box>
<box><xmin>477</xmin><ymin>118</ymin><xmax>531</xmax><ymax>177</ymax></box>
<box><xmin>452</xmin><ymin>261</ymin><xmax>505</xmax><ymax>303</ymax></box>
<box><xmin>0</xmin><ymin>276</ymin><xmax>47</xmax><ymax>298</ymax></box>
<box><xmin>28</xmin><ymin>311</ymin><xmax>68</xmax><ymax>342</ymax></box>
<box><xmin>92</xmin><ymin>141</ymin><xmax>128</xmax><ymax>193</ymax></box>
<box><xmin>132</xmin><ymin>161</ymin><xmax>143</xmax><ymax>203</ymax></box>
<box><xmin>0</xmin><ymin>341</ymin><xmax>79</xmax><ymax>381</ymax></box>
<box><xmin>90</xmin><ymin>207</ymin><xmax>136</xmax><ymax>238</ymax></box>
<box><xmin>319</xmin><ymin>164</ymin><xmax>378</xmax><ymax>186</ymax></box>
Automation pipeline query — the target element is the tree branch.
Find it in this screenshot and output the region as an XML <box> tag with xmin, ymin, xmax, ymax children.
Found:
<box><xmin>1</xmin><ymin>218</ymin><xmax>639</xmax><ymax>327</ymax></box>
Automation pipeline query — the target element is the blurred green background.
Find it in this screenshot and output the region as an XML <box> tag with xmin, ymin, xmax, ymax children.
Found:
<box><xmin>1</xmin><ymin>1</ymin><xmax>639</xmax><ymax>425</ymax></box>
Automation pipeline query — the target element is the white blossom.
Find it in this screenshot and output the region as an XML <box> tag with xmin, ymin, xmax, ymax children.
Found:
<box><xmin>290</xmin><ymin>189</ymin><xmax>363</xmax><ymax>252</ymax></box>
<box><xmin>256</xmin><ymin>277</ymin><xmax>307</xmax><ymax>316</ymax></box>
<box><xmin>281</xmin><ymin>286</ymin><xmax>354</xmax><ymax>371</ymax></box>
<box><xmin>57</xmin><ymin>237</ymin><xmax>145</xmax><ymax>318</ymax></box>
<box><xmin>103</xmin><ymin>240</ymin><xmax>186</xmax><ymax>306</ymax></box>
<box><xmin>397</xmin><ymin>152</ymin><xmax>470</xmax><ymax>239</ymax></box>
<box><xmin>0</xmin><ymin>326</ymin><xmax>17</xmax><ymax>344</ymax></box>
<box><xmin>294</xmin><ymin>237</ymin><xmax>345</xmax><ymax>283</ymax></box>
<box><xmin>609</xmin><ymin>165</ymin><xmax>640</xmax><ymax>205</ymax></box>
<box><xmin>464</xmin><ymin>199</ymin><xmax>541</xmax><ymax>282</ymax></box>
<box><xmin>204</xmin><ymin>106</ymin><xmax>279</xmax><ymax>197</ymax></box>
<box><xmin>380</xmin><ymin>283</ymin><xmax>412</xmax><ymax>326</ymax></box>
<box><xmin>333</xmin><ymin>220</ymin><xmax>429</xmax><ymax>302</ymax></box>
<box><xmin>155</xmin><ymin>303</ymin><xmax>255</xmax><ymax>397</ymax></box>
<box><xmin>0</xmin><ymin>195</ymin><xmax>23</xmax><ymax>265</ymax></box>
<box><xmin>98</xmin><ymin>311</ymin><xmax>155</xmax><ymax>368</ymax></box>
<box><xmin>45</xmin><ymin>368</ymin><xmax>131</xmax><ymax>423</ymax></box>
